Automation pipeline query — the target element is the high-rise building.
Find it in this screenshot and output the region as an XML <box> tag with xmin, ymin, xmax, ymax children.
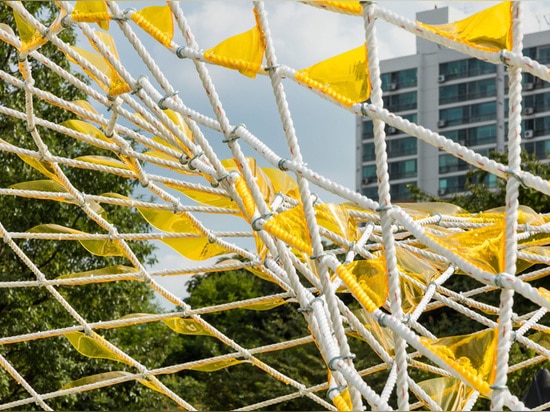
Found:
<box><xmin>356</xmin><ymin>7</ymin><xmax>550</xmax><ymax>201</ymax></box>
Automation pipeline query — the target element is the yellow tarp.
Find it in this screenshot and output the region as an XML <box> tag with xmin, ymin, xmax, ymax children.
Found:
<box><xmin>295</xmin><ymin>44</ymin><xmax>370</xmax><ymax>106</ymax></box>
<box><xmin>418</xmin><ymin>1</ymin><xmax>513</xmax><ymax>52</ymax></box>
<box><xmin>204</xmin><ymin>10</ymin><xmax>265</xmax><ymax>78</ymax></box>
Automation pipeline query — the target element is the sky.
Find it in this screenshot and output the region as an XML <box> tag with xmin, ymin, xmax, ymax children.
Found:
<box><xmin>77</xmin><ymin>1</ymin><xmax>550</xmax><ymax>308</ymax></box>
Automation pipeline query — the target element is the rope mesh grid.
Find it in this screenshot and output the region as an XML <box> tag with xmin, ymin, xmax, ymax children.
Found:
<box><xmin>0</xmin><ymin>1</ymin><xmax>549</xmax><ymax>410</ymax></box>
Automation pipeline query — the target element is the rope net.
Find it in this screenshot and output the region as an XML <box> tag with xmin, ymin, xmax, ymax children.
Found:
<box><xmin>0</xmin><ymin>1</ymin><xmax>549</xmax><ymax>410</ymax></box>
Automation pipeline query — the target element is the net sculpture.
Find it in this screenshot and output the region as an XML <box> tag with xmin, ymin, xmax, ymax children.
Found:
<box><xmin>0</xmin><ymin>1</ymin><xmax>549</xmax><ymax>410</ymax></box>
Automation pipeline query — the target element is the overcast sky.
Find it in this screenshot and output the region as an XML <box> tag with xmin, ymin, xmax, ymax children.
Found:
<box><xmin>87</xmin><ymin>1</ymin><xmax>550</xmax><ymax>307</ymax></box>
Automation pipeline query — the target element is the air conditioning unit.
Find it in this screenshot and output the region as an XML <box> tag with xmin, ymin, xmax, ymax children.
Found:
<box><xmin>387</xmin><ymin>126</ymin><xmax>398</xmax><ymax>135</ymax></box>
<box><xmin>389</xmin><ymin>83</ymin><xmax>398</xmax><ymax>91</ymax></box>
<box><xmin>524</xmin><ymin>129</ymin><xmax>534</xmax><ymax>138</ymax></box>
<box><xmin>362</xmin><ymin>178</ymin><xmax>373</xmax><ymax>185</ymax></box>
<box><xmin>438</xmin><ymin>120</ymin><xmax>447</xmax><ymax>128</ymax></box>
<box><xmin>524</xmin><ymin>82</ymin><xmax>535</xmax><ymax>91</ymax></box>
<box><xmin>437</xmin><ymin>74</ymin><xmax>446</xmax><ymax>83</ymax></box>
<box><xmin>438</xmin><ymin>188</ymin><xmax>448</xmax><ymax>196</ymax></box>
<box><xmin>524</xmin><ymin>107</ymin><xmax>535</xmax><ymax>115</ymax></box>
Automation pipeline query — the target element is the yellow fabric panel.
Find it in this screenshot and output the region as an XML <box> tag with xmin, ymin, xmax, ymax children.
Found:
<box><xmin>91</xmin><ymin>31</ymin><xmax>131</xmax><ymax>96</ymax></box>
<box><xmin>8</xmin><ymin>179</ymin><xmax>66</xmax><ymax>194</ymax></box>
<box><xmin>63</xmin><ymin>331</ymin><xmax>131</xmax><ymax>365</ymax></box>
<box><xmin>70</xmin><ymin>99</ymin><xmax>100</xmax><ymax>121</ymax></box>
<box><xmin>161</xmin><ymin>236</ymin><xmax>229</xmax><ymax>261</ymax></box>
<box><xmin>295</xmin><ymin>44</ymin><xmax>370</xmax><ymax>106</ymax></box>
<box><xmin>131</xmin><ymin>6</ymin><xmax>174</xmax><ymax>47</ymax></box>
<box><xmin>134</xmin><ymin>206</ymin><xmax>200</xmax><ymax>234</ymax></box>
<box><xmin>75</xmin><ymin>155</ymin><xmax>130</xmax><ymax>170</ymax></box>
<box><xmin>165</xmin><ymin>183</ymin><xmax>239</xmax><ymax>211</ymax></box>
<box><xmin>397</xmin><ymin>247</ymin><xmax>443</xmax><ymax>313</ymax></box>
<box><xmin>204</xmin><ymin>10</ymin><xmax>265</xmax><ymax>78</ymax></box>
<box><xmin>336</xmin><ymin>257</ymin><xmax>388</xmax><ymax>313</ymax></box>
<box><xmin>27</xmin><ymin>224</ymin><xmax>124</xmax><ymax>257</ymax></box>
<box><xmin>263</xmin><ymin>206</ymin><xmax>313</xmax><ymax>255</ymax></box>
<box><xmin>315</xmin><ymin>203</ymin><xmax>358</xmax><ymax>242</ymax></box>
<box><xmin>66</xmin><ymin>46</ymin><xmax>113</xmax><ymax>94</ymax></box>
<box><xmin>12</xmin><ymin>9</ymin><xmax>47</xmax><ymax>53</ymax></box>
<box><xmin>309</xmin><ymin>1</ymin><xmax>362</xmax><ymax>16</ymax></box>
<box><xmin>61</xmin><ymin>119</ymin><xmax>110</xmax><ymax>144</ymax></box>
<box><xmin>418</xmin><ymin>377</ymin><xmax>475</xmax><ymax>411</ymax></box>
<box><xmin>419</xmin><ymin>328</ymin><xmax>497</xmax><ymax>396</ymax></box>
<box><xmin>162</xmin><ymin>317</ymin><xmax>213</xmax><ymax>336</ymax></box>
<box><xmin>187</xmin><ymin>358</ymin><xmax>245</xmax><ymax>372</ymax></box>
<box><xmin>418</xmin><ymin>1</ymin><xmax>512</xmax><ymax>52</ymax></box>
<box><xmin>428</xmin><ymin>220</ymin><xmax>505</xmax><ymax>274</ymax></box>
<box><xmin>56</xmin><ymin>265</ymin><xmax>136</xmax><ymax>281</ymax></box>
<box><xmin>353</xmin><ymin>309</ymin><xmax>394</xmax><ymax>355</ymax></box>
<box><xmin>261</xmin><ymin>167</ymin><xmax>300</xmax><ymax>200</ymax></box>
<box><xmin>72</xmin><ymin>1</ymin><xmax>110</xmax><ymax>31</ymax></box>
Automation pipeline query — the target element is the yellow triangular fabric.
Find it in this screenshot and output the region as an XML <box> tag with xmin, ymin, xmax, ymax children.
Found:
<box><xmin>336</xmin><ymin>257</ymin><xmax>388</xmax><ymax>313</ymax></box>
<box><xmin>418</xmin><ymin>1</ymin><xmax>512</xmax><ymax>52</ymax></box>
<box><xmin>304</xmin><ymin>1</ymin><xmax>362</xmax><ymax>16</ymax></box>
<box><xmin>13</xmin><ymin>9</ymin><xmax>46</xmax><ymax>53</ymax></box>
<box><xmin>295</xmin><ymin>45</ymin><xmax>370</xmax><ymax>106</ymax></box>
<box><xmin>131</xmin><ymin>6</ymin><xmax>174</xmax><ymax>47</ymax></box>
<box><xmin>203</xmin><ymin>10</ymin><xmax>265</xmax><ymax>78</ymax></box>
<box><xmin>72</xmin><ymin>1</ymin><xmax>110</xmax><ymax>31</ymax></box>
<box><xmin>418</xmin><ymin>377</ymin><xmax>475</xmax><ymax>411</ymax></box>
<box><xmin>420</xmin><ymin>328</ymin><xmax>497</xmax><ymax>396</ymax></box>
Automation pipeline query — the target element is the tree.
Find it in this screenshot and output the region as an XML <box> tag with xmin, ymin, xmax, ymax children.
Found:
<box><xmin>0</xmin><ymin>3</ymin><xmax>177</xmax><ymax>409</ymax></box>
<box><xmin>408</xmin><ymin>151</ymin><xmax>550</xmax><ymax>407</ymax></box>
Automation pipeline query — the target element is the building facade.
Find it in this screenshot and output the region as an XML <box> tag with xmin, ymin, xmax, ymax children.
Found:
<box><xmin>356</xmin><ymin>7</ymin><xmax>550</xmax><ymax>201</ymax></box>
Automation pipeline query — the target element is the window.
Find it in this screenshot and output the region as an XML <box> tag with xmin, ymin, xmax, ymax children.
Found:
<box><xmin>524</xmin><ymin>139</ymin><xmax>550</xmax><ymax>159</ymax></box>
<box><xmin>535</xmin><ymin>116</ymin><xmax>550</xmax><ymax>136</ymax></box>
<box><xmin>389</xmin><ymin>159</ymin><xmax>416</xmax><ymax>179</ymax></box>
<box><xmin>381</xmin><ymin>68</ymin><xmax>417</xmax><ymax>90</ymax></box>
<box><xmin>443</xmin><ymin>125</ymin><xmax>495</xmax><ymax>146</ymax></box>
<box><xmin>362</xmin><ymin>142</ymin><xmax>375</xmax><ymax>162</ymax></box>
<box><xmin>362</xmin><ymin>186</ymin><xmax>378</xmax><ymax>199</ymax></box>
<box><xmin>440</xmin><ymin>78</ymin><xmax>495</xmax><ymax>104</ymax></box>
<box><xmin>383</xmin><ymin>91</ymin><xmax>417</xmax><ymax>112</ymax></box>
<box><xmin>362</xmin><ymin>165</ymin><xmax>377</xmax><ymax>184</ymax></box>
<box><xmin>388</xmin><ymin>137</ymin><xmax>417</xmax><ymax>157</ymax></box>
<box><xmin>439</xmin><ymin>154</ymin><xmax>469</xmax><ymax>174</ymax></box>
<box><xmin>391</xmin><ymin>182</ymin><xmax>415</xmax><ymax>201</ymax></box>
<box><xmin>538</xmin><ymin>46</ymin><xmax>550</xmax><ymax>65</ymax></box>
<box><xmin>535</xmin><ymin>93</ymin><xmax>550</xmax><ymax>113</ymax></box>
<box><xmin>439</xmin><ymin>175</ymin><xmax>467</xmax><ymax>195</ymax></box>
<box><xmin>440</xmin><ymin>102</ymin><xmax>495</xmax><ymax>126</ymax></box>
<box><xmin>439</xmin><ymin>58</ymin><xmax>495</xmax><ymax>81</ymax></box>
<box><xmin>362</xmin><ymin>120</ymin><xmax>373</xmax><ymax>139</ymax></box>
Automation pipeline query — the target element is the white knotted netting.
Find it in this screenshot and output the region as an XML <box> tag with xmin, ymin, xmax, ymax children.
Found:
<box><xmin>0</xmin><ymin>1</ymin><xmax>549</xmax><ymax>410</ymax></box>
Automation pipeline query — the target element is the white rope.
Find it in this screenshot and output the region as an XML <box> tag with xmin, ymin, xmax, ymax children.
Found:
<box><xmin>0</xmin><ymin>1</ymin><xmax>549</xmax><ymax>411</ymax></box>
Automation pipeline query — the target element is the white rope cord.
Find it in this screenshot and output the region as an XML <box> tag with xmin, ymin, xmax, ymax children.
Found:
<box><xmin>0</xmin><ymin>1</ymin><xmax>549</xmax><ymax>411</ymax></box>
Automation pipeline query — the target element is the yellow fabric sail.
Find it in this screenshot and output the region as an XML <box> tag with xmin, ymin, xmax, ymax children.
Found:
<box><xmin>204</xmin><ymin>10</ymin><xmax>265</xmax><ymax>78</ymax></box>
<box><xmin>68</xmin><ymin>32</ymin><xmax>130</xmax><ymax>96</ymax></box>
<box><xmin>63</xmin><ymin>331</ymin><xmax>131</xmax><ymax>365</ymax></box>
<box><xmin>336</xmin><ymin>257</ymin><xmax>388</xmax><ymax>313</ymax></box>
<box><xmin>306</xmin><ymin>1</ymin><xmax>363</xmax><ymax>16</ymax></box>
<box><xmin>72</xmin><ymin>1</ymin><xmax>110</xmax><ymax>31</ymax></box>
<box><xmin>295</xmin><ymin>44</ymin><xmax>370</xmax><ymax>106</ymax></box>
<box><xmin>12</xmin><ymin>9</ymin><xmax>47</xmax><ymax>53</ymax></box>
<box><xmin>420</xmin><ymin>328</ymin><xmax>497</xmax><ymax>395</ymax></box>
<box><xmin>418</xmin><ymin>1</ymin><xmax>513</xmax><ymax>52</ymax></box>
<box><xmin>131</xmin><ymin>6</ymin><xmax>174</xmax><ymax>47</ymax></box>
<box><xmin>418</xmin><ymin>377</ymin><xmax>475</xmax><ymax>411</ymax></box>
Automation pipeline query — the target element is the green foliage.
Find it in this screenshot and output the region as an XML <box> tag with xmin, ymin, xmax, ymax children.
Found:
<box><xmin>164</xmin><ymin>268</ymin><xmax>329</xmax><ymax>410</ymax></box>
<box><xmin>0</xmin><ymin>3</ymin><xmax>176</xmax><ymax>410</ymax></box>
